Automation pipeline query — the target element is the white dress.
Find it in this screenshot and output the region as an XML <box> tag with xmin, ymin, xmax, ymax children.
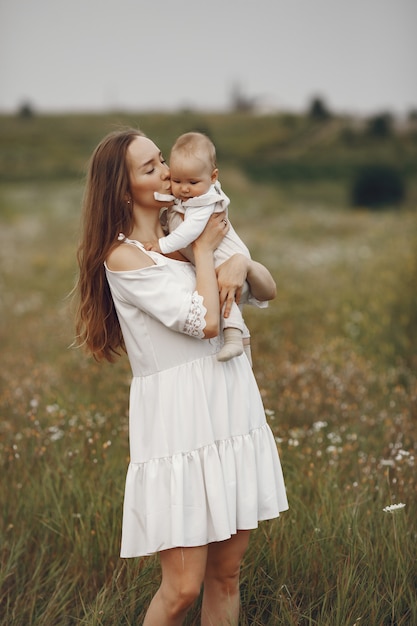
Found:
<box><xmin>105</xmin><ymin>238</ymin><xmax>288</xmax><ymax>557</ymax></box>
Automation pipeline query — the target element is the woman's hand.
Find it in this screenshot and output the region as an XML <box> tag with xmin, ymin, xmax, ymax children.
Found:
<box><xmin>217</xmin><ymin>256</ymin><xmax>277</xmax><ymax>318</ymax></box>
<box><xmin>193</xmin><ymin>212</ymin><xmax>228</xmax><ymax>254</ymax></box>
<box><xmin>216</xmin><ymin>254</ymin><xmax>249</xmax><ymax>318</ymax></box>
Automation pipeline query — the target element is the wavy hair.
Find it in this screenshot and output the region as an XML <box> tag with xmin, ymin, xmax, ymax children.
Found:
<box><xmin>74</xmin><ymin>128</ymin><xmax>144</xmax><ymax>362</ymax></box>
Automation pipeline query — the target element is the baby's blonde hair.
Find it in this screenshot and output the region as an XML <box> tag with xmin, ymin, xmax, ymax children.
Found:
<box><xmin>170</xmin><ymin>132</ymin><xmax>217</xmax><ymax>170</ymax></box>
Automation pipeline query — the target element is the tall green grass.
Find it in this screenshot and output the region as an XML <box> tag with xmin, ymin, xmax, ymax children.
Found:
<box><xmin>1</xmin><ymin>163</ymin><xmax>416</xmax><ymax>622</ymax></box>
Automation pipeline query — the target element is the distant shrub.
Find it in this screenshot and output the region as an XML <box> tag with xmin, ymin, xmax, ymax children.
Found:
<box><xmin>408</xmin><ymin>108</ymin><xmax>417</xmax><ymax>123</ymax></box>
<box><xmin>17</xmin><ymin>101</ymin><xmax>35</xmax><ymax>119</ymax></box>
<box><xmin>229</xmin><ymin>82</ymin><xmax>256</xmax><ymax>112</ymax></box>
<box><xmin>366</xmin><ymin>112</ymin><xmax>393</xmax><ymax>138</ymax></box>
<box><xmin>351</xmin><ymin>165</ymin><xmax>405</xmax><ymax>208</ymax></box>
<box><xmin>308</xmin><ymin>96</ymin><xmax>331</xmax><ymax>121</ymax></box>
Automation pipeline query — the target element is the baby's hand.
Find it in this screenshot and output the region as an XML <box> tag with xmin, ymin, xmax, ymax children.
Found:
<box><xmin>144</xmin><ymin>241</ymin><xmax>162</xmax><ymax>253</ymax></box>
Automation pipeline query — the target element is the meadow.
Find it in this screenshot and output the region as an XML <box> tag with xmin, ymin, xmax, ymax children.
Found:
<box><xmin>0</xmin><ymin>112</ymin><xmax>416</xmax><ymax>625</ymax></box>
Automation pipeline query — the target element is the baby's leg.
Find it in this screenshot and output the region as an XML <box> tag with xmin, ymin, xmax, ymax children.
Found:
<box><xmin>217</xmin><ymin>302</ymin><xmax>244</xmax><ymax>362</ymax></box>
<box><xmin>217</xmin><ymin>327</ymin><xmax>243</xmax><ymax>362</ymax></box>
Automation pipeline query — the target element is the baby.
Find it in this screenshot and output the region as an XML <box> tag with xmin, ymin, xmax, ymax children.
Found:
<box><xmin>147</xmin><ymin>132</ymin><xmax>253</xmax><ymax>363</ymax></box>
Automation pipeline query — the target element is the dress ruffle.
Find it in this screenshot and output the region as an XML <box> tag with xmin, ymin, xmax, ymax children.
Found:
<box><xmin>121</xmin><ymin>423</ymin><xmax>287</xmax><ymax>557</ymax></box>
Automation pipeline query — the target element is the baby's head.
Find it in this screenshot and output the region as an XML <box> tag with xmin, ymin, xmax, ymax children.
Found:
<box><xmin>169</xmin><ymin>132</ymin><xmax>218</xmax><ymax>201</ymax></box>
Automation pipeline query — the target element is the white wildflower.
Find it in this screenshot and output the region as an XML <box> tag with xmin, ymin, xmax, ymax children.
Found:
<box><xmin>46</xmin><ymin>404</ymin><xmax>59</xmax><ymax>414</ymax></box>
<box><xmin>48</xmin><ymin>426</ymin><xmax>64</xmax><ymax>441</ymax></box>
<box><xmin>380</xmin><ymin>459</ymin><xmax>395</xmax><ymax>467</ymax></box>
<box><xmin>397</xmin><ymin>449</ymin><xmax>410</xmax><ymax>457</ymax></box>
<box><xmin>383</xmin><ymin>503</ymin><xmax>406</xmax><ymax>513</ymax></box>
<box><xmin>327</xmin><ymin>432</ymin><xmax>342</xmax><ymax>444</ymax></box>
<box><xmin>288</xmin><ymin>438</ymin><xmax>299</xmax><ymax>447</ymax></box>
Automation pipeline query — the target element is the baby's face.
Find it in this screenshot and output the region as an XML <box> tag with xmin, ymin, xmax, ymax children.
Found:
<box><xmin>170</xmin><ymin>154</ymin><xmax>216</xmax><ymax>201</ymax></box>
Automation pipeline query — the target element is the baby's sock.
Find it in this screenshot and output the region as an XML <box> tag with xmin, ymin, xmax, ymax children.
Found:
<box><xmin>217</xmin><ymin>327</ymin><xmax>244</xmax><ymax>362</ymax></box>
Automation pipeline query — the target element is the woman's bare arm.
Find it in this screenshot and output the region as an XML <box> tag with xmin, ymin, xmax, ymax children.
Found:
<box><xmin>193</xmin><ymin>213</ymin><xmax>229</xmax><ymax>337</ymax></box>
<box><xmin>216</xmin><ymin>254</ymin><xmax>277</xmax><ymax>318</ymax></box>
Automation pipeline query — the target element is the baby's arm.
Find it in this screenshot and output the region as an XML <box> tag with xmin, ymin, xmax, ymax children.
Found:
<box><xmin>159</xmin><ymin>204</ymin><xmax>215</xmax><ymax>254</ymax></box>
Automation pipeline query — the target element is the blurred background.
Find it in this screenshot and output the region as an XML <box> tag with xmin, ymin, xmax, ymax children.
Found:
<box><xmin>1</xmin><ymin>1</ymin><xmax>416</xmax><ymax>624</ymax></box>
<box><xmin>1</xmin><ymin>0</ymin><xmax>417</xmax><ymax>117</ymax></box>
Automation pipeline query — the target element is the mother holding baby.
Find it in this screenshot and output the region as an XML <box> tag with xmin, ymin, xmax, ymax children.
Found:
<box><xmin>75</xmin><ymin>127</ymin><xmax>288</xmax><ymax>625</ymax></box>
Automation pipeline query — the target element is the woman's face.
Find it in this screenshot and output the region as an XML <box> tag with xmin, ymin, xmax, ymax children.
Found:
<box><xmin>126</xmin><ymin>136</ymin><xmax>171</xmax><ymax>208</ymax></box>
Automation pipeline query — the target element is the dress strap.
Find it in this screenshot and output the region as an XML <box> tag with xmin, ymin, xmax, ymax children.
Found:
<box><xmin>117</xmin><ymin>233</ymin><xmax>161</xmax><ymax>264</ymax></box>
<box><xmin>118</xmin><ymin>233</ymin><xmax>145</xmax><ymax>250</ymax></box>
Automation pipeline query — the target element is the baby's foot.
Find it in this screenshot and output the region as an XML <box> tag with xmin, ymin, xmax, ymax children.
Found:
<box><xmin>217</xmin><ymin>328</ymin><xmax>243</xmax><ymax>362</ymax></box>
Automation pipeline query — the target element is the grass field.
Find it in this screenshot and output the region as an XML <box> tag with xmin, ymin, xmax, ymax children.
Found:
<box><xmin>0</xmin><ymin>114</ymin><xmax>416</xmax><ymax>624</ymax></box>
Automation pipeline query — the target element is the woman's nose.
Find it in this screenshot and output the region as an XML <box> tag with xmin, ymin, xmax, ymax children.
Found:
<box><xmin>161</xmin><ymin>164</ymin><xmax>170</xmax><ymax>179</ymax></box>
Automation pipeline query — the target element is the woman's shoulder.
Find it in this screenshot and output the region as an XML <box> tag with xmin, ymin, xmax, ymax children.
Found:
<box><xmin>106</xmin><ymin>240</ymin><xmax>155</xmax><ymax>272</ymax></box>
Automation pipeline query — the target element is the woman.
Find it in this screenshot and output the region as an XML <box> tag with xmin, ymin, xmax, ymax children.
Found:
<box><xmin>75</xmin><ymin>128</ymin><xmax>288</xmax><ymax>625</ymax></box>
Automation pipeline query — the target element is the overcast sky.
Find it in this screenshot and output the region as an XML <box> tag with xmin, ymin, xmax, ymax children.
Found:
<box><xmin>1</xmin><ymin>0</ymin><xmax>416</xmax><ymax>116</ymax></box>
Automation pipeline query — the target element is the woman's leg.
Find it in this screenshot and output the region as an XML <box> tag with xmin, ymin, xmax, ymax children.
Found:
<box><xmin>143</xmin><ymin>545</ymin><xmax>208</xmax><ymax>626</ymax></box>
<box><xmin>201</xmin><ymin>530</ymin><xmax>251</xmax><ymax>626</ymax></box>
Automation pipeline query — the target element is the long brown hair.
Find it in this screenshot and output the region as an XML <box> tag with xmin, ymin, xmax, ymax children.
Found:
<box><xmin>74</xmin><ymin>128</ymin><xmax>144</xmax><ymax>362</ymax></box>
